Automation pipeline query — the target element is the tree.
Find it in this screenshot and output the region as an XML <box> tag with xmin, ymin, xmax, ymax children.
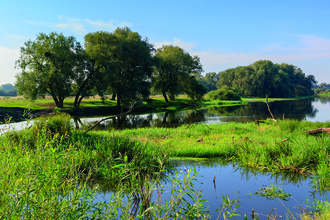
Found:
<box><xmin>216</xmin><ymin>60</ymin><xmax>316</xmax><ymax>98</ymax></box>
<box><xmin>84</xmin><ymin>27</ymin><xmax>154</xmax><ymax>107</ymax></box>
<box><xmin>152</xmin><ymin>45</ymin><xmax>204</xmax><ymax>103</ymax></box>
<box><xmin>15</xmin><ymin>32</ymin><xmax>83</xmax><ymax>108</ymax></box>
<box><xmin>200</xmin><ymin>72</ymin><xmax>219</xmax><ymax>92</ymax></box>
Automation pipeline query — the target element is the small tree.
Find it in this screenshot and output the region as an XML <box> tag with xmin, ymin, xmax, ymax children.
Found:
<box><xmin>152</xmin><ymin>45</ymin><xmax>204</xmax><ymax>103</ymax></box>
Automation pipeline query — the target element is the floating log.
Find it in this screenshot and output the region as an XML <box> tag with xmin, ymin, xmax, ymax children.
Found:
<box><xmin>302</xmin><ymin>128</ymin><xmax>330</xmax><ymax>135</ymax></box>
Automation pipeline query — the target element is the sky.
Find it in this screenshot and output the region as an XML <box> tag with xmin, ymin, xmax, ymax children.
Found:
<box><xmin>1</xmin><ymin>0</ymin><xmax>330</xmax><ymax>85</ymax></box>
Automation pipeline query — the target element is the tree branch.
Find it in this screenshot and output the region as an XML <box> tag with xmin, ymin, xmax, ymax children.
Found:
<box><xmin>266</xmin><ymin>95</ymin><xmax>278</xmax><ymax>122</ymax></box>
<box><xmin>83</xmin><ymin>100</ymin><xmax>137</xmax><ymax>134</ymax></box>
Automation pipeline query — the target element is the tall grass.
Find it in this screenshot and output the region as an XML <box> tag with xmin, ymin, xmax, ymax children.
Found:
<box><xmin>105</xmin><ymin>119</ymin><xmax>330</xmax><ymax>191</ymax></box>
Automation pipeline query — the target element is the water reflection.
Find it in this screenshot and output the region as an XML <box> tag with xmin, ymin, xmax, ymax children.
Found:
<box><xmin>76</xmin><ymin>97</ymin><xmax>329</xmax><ymax>130</ymax></box>
<box><xmin>93</xmin><ymin>159</ymin><xmax>330</xmax><ymax>219</ymax></box>
<box><xmin>208</xmin><ymin>98</ymin><xmax>318</xmax><ymax>122</ymax></box>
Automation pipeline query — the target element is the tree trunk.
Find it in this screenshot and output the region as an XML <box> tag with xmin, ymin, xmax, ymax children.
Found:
<box><xmin>162</xmin><ymin>91</ymin><xmax>169</xmax><ymax>103</ymax></box>
<box><xmin>116</xmin><ymin>93</ymin><xmax>121</xmax><ymax>107</ymax></box>
<box><xmin>51</xmin><ymin>94</ymin><xmax>60</xmax><ymax>108</ymax></box>
<box><xmin>169</xmin><ymin>93</ymin><xmax>175</xmax><ymax>101</ymax></box>
<box><xmin>58</xmin><ymin>98</ymin><xmax>64</xmax><ymax>108</ymax></box>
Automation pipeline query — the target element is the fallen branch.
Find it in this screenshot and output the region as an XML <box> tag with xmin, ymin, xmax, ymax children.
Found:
<box><xmin>302</xmin><ymin>128</ymin><xmax>330</xmax><ymax>135</ymax></box>
<box><xmin>281</xmin><ymin>138</ymin><xmax>289</xmax><ymax>143</ymax></box>
<box><xmin>83</xmin><ymin>100</ymin><xmax>137</xmax><ymax>134</ymax></box>
<box><xmin>255</xmin><ymin>120</ymin><xmax>265</xmax><ymax>126</ymax></box>
<box><xmin>186</xmin><ymin>122</ymin><xmax>192</xmax><ymax>129</ymax></box>
<box><xmin>266</xmin><ymin>95</ymin><xmax>278</xmax><ymax>122</ymax></box>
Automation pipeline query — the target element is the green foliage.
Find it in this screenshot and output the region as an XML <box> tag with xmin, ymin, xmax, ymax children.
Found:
<box><xmin>152</xmin><ymin>45</ymin><xmax>205</xmax><ymax>103</ymax></box>
<box><xmin>206</xmin><ymin>86</ymin><xmax>241</xmax><ymax>101</ymax></box>
<box><xmin>217</xmin><ymin>60</ymin><xmax>316</xmax><ymax>98</ymax></box>
<box><xmin>198</xmin><ymin>72</ymin><xmax>219</xmax><ymax>92</ymax></box>
<box><xmin>34</xmin><ymin>113</ymin><xmax>73</xmax><ymax>136</ymax></box>
<box><xmin>254</xmin><ymin>183</ymin><xmax>292</xmax><ymax>201</ymax></box>
<box><xmin>279</xmin><ymin>119</ymin><xmax>301</xmax><ymax>133</ymax></box>
<box><xmin>85</xmin><ymin>27</ymin><xmax>154</xmax><ymax>107</ymax></box>
<box><xmin>15</xmin><ymin>32</ymin><xmax>86</xmax><ymax>108</ymax></box>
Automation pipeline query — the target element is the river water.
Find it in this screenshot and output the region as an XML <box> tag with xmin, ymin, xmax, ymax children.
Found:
<box><xmin>76</xmin><ymin>96</ymin><xmax>330</xmax><ymax>131</ymax></box>
<box><xmin>94</xmin><ymin>159</ymin><xmax>330</xmax><ymax>219</ymax></box>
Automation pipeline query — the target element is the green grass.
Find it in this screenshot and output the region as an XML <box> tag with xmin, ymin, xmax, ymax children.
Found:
<box><xmin>0</xmin><ymin>95</ymin><xmax>315</xmax><ymax>116</ymax></box>
<box><xmin>101</xmin><ymin>120</ymin><xmax>330</xmax><ymax>182</ymax></box>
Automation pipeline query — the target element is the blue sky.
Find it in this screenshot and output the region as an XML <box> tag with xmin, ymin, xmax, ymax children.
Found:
<box><xmin>1</xmin><ymin>0</ymin><xmax>330</xmax><ymax>85</ymax></box>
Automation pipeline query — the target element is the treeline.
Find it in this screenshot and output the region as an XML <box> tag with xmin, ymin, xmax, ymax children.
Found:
<box><xmin>198</xmin><ymin>60</ymin><xmax>316</xmax><ymax>98</ymax></box>
<box><xmin>314</xmin><ymin>83</ymin><xmax>330</xmax><ymax>95</ymax></box>
<box><xmin>15</xmin><ymin>28</ymin><xmax>205</xmax><ymax>108</ymax></box>
<box><xmin>0</xmin><ymin>84</ymin><xmax>17</xmax><ymax>96</ymax></box>
<box><xmin>15</xmin><ymin>28</ymin><xmax>318</xmax><ymax>108</ymax></box>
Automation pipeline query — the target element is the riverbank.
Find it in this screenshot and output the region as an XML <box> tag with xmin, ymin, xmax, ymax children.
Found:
<box><xmin>0</xmin><ymin>95</ymin><xmax>316</xmax><ymax>122</ymax></box>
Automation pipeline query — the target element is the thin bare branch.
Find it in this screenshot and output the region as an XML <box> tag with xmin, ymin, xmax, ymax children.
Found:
<box><xmin>266</xmin><ymin>95</ymin><xmax>278</xmax><ymax>122</ymax></box>
<box><xmin>83</xmin><ymin>100</ymin><xmax>137</xmax><ymax>134</ymax></box>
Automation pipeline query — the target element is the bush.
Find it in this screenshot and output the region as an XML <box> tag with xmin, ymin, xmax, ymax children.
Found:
<box><xmin>34</xmin><ymin>113</ymin><xmax>73</xmax><ymax>136</ymax></box>
<box><xmin>205</xmin><ymin>86</ymin><xmax>241</xmax><ymax>101</ymax></box>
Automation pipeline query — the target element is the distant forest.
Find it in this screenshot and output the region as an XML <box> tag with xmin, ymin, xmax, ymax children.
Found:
<box><xmin>0</xmin><ymin>83</ymin><xmax>17</xmax><ymax>96</ymax></box>
<box><xmin>198</xmin><ymin>60</ymin><xmax>317</xmax><ymax>98</ymax></box>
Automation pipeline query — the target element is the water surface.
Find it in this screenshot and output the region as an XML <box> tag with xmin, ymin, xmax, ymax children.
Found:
<box><xmin>94</xmin><ymin>159</ymin><xmax>330</xmax><ymax>219</ymax></box>
<box><xmin>77</xmin><ymin>97</ymin><xmax>330</xmax><ymax>131</ymax></box>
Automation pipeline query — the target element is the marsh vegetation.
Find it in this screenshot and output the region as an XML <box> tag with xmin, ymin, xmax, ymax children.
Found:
<box><xmin>1</xmin><ymin>110</ymin><xmax>330</xmax><ymax>219</ymax></box>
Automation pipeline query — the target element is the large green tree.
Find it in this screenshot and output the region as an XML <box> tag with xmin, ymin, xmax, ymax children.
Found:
<box><xmin>84</xmin><ymin>27</ymin><xmax>154</xmax><ymax>107</ymax></box>
<box><xmin>15</xmin><ymin>32</ymin><xmax>90</xmax><ymax>108</ymax></box>
<box><xmin>152</xmin><ymin>45</ymin><xmax>205</xmax><ymax>102</ymax></box>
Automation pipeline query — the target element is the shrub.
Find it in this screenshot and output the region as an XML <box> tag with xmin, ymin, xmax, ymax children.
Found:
<box><xmin>205</xmin><ymin>86</ymin><xmax>241</xmax><ymax>101</ymax></box>
<box><xmin>34</xmin><ymin>113</ymin><xmax>73</xmax><ymax>136</ymax></box>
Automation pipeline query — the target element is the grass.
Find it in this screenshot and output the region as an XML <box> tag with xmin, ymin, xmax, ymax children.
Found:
<box><xmin>0</xmin><ymin>95</ymin><xmax>315</xmax><ymax>115</ymax></box>
<box><xmin>101</xmin><ymin>119</ymin><xmax>330</xmax><ymax>192</ymax></box>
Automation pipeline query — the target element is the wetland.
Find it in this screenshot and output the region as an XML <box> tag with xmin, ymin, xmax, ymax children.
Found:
<box><xmin>0</xmin><ymin>96</ymin><xmax>330</xmax><ymax>219</ymax></box>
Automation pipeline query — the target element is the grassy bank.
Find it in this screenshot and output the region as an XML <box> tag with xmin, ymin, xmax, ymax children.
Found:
<box><xmin>0</xmin><ymin>95</ymin><xmax>315</xmax><ymax>121</ymax></box>
<box><xmin>0</xmin><ymin>114</ymin><xmax>172</xmax><ymax>218</ymax></box>
<box><xmin>103</xmin><ymin>119</ymin><xmax>330</xmax><ymax>189</ymax></box>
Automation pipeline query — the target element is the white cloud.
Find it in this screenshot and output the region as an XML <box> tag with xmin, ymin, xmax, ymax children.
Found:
<box><xmin>56</xmin><ymin>16</ymin><xmax>86</xmax><ymax>34</ymax></box>
<box><xmin>152</xmin><ymin>37</ymin><xmax>196</xmax><ymax>52</ymax></box>
<box><xmin>295</xmin><ymin>35</ymin><xmax>330</xmax><ymax>52</ymax></box>
<box><xmin>152</xmin><ymin>35</ymin><xmax>330</xmax><ymax>77</ymax></box>
<box><xmin>85</xmin><ymin>19</ymin><xmax>132</xmax><ymax>31</ymax></box>
<box><xmin>0</xmin><ymin>46</ymin><xmax>20</xmax><ymax>85</ymax></box>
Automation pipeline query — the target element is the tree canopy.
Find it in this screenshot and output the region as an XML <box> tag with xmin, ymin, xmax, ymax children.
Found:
<box><xmin>15</xmin><ymin>32</ymin><xmax>88</xmax><ymax>107</ymax></box>
<box><xmin>152</xmin><ymin>45</ymin><xmax>205</xmax><ymax>102</ymax></box>
<box><xmin>84</xmin><ymin>27</ymin><xmax>154</xmax><ymax>107</ymax></box>
<box><xmin>216</xmin><ymin>60</ymin><xmax>316</xmax><ymax>98</ymax></box>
